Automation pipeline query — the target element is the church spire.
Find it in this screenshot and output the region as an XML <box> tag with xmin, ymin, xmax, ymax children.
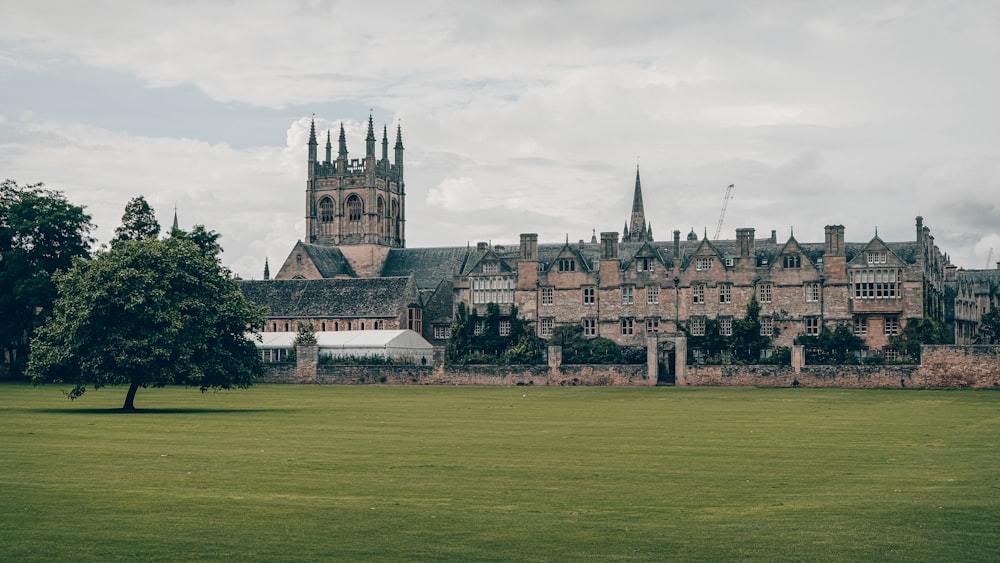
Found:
<box><xmin>263</xmin><ymin>257</ymin><xmax>270</xmax><ymax>280</ymax></box>
<box><xmin>171</xmin><ymin>205</ymin><xmax>179</xmax><ymax>234</ymax></box>
<box><xmin>625</xmin><ymin>166</ymin><xmax>648</xmax><ymax>242</ymax></box>
<box><xmin>325</xmin><ymin>130</ymin><xmax>332</xmax><ymax>163</ymax></box>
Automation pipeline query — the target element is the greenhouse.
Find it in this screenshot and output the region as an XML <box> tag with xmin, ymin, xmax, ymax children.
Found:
<box><xmin>255</xmin><ymin>329</ymin><xmax>434</xmax><ymax>364</ymax></box>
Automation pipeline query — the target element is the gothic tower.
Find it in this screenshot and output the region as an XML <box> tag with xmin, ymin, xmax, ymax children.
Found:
<box><xmin>304</xmin><ymin>114</ymin><xmax>405</xmax><ymax>248</ymax></box>
<box><xmin>623</xmin><ymin>166</ymin><xmax>651</xmax><ymax>242</ymax></box>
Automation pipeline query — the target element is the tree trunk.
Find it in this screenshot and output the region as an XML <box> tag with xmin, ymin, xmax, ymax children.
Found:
<box><xmin>122</xmin><ymin>381</ymin><xmax>140</xmax><ymax>411</ymax></box>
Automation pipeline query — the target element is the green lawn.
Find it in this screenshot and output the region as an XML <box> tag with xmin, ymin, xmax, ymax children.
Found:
<box><xmin>1</xmin><ymin>383</ymin><xmax>997</xmax><ymax>561</ymax></box>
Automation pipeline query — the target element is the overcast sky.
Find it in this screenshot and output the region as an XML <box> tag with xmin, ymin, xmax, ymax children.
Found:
<box><xmin>2</xmin><ymin>1</ymin><xmax>998</xmax><ymax>278</ymax></box>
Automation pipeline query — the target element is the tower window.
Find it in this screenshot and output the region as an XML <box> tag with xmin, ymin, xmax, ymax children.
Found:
<box><xmin>347</xmin><ymin>194</ymin><xmax>363</xmax><ymax>222</ymax></box>
<box><xmin>319</xmin><ymin>197</ymin><xmax>335</xmax><ymax>223</ymax></box>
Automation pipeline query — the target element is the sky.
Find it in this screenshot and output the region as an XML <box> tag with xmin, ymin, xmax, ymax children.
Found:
<box><xmin>1</xmin><ymin>0</ymin><xmax>998</xmax><ymax>279</ymax></box>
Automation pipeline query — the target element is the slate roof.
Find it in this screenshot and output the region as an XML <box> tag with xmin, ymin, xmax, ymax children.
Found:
<box><xmin>381</xmin><ymin>247</ymin><xmax>473</xmax><ymax>289</ymax></box>
<box><xmin>297</xmin><ymin>243</ymin><xmax>357</xmax><ymax>277</ymax></box>
<box><xmin>239</xmin><ymin>277</ymin><xmax>415</xmax><ymax>318</ymax></box>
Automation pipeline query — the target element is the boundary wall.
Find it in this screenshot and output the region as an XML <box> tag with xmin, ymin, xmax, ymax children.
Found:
<box><xmin>257</xmin><ymin>342</ymin><xmax>1000</xmax><ymax>388</ymax></box>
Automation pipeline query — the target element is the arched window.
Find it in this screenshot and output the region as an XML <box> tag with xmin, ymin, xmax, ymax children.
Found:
<box><xmin>347</xmin><ymin>195</ymin><xmax>363</xmax><ymax>222</ymax></box>
<box><xmin>319</xmin><ymin>197</ymin><xmax>334</xmax><ymax>222</ymax></box>
<box><xmin>376</xmin><ymin>197</ymin><xmax>384</xmax><ymax>233</ymax></box>
<box><xmin>390</xmin><ymin>199</ymin><xmax>399</xmax><ymax>239</ymax></box>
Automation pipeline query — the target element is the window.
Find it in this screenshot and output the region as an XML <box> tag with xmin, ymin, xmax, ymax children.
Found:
<box><xmin>646</xmin><ymin>318</ymin><xmax>659</xmax><ymax>334</ymax></box>
<box><xmin>884</xmin><ymin>315</ymin><xmax>899</xmax><ymax>335</ymax></box>
<box><xmin>850</xmin><ymin>269</ymin><xmax>900</xmax><ymax>299</ymax></box>
<box><xmin>407</xmin><ymin>308</ymin><xmax>422</xmax><ymax>333</ymax></box>
<box><xmin>541</xmin><ymin>286</ymin><xmax>554</xmax><ymax>305</ymax></box>
<box><xmin>374</xmin><ymin>320</ymin><xmax>384</xmax><ymax>330</ymax></box>
<box><xmin>760</xmin><ymin>316</ymin><xmax>773</xmax><ymax>336</ymax></box>
<box><xmin>346</xmin><ymin>321</ymin><xmax>352</xmax><ymax>330</ymax></box>
<box><xmin>805</xmin><ymin>317</ymin><xmax>821</xmax><ymax>336</ymax></box>
<box><xmin>689</xmin><ymin>317</ymin><xmax>705</xmax><ymax>336</ymax></box>
<box><xmin>696</xmin><ymin>257</ymin><xmax>714</xmax><ymax>271</ymax></box>
<box><xmin>867</xmin><ymin>251</ymin><xmax>887</xmax><ymax>265</ymax></box>
<box><xmin>647</xmin><ymin>286</ymin><xmax>659</xmax><ymax>304</ymax></box>
<box><xmin>540</xmin><ymin>318</ymin><xmax>554</xmax><ymax>338</ymax></box>
<box><xmin>758</xmin><ymin>283</ymin><xmax>772</xmax><ymax>304</ymax></box>
<box><xmin>482</xmin><ymin>262</ymin><xmax>499</xmax><ymax>274</ymax></box>
<box><xmin>499</xmin><ymin>319</ymin><xmax>511</xmax><ymax>336</ymax></box>
<box><xmin>558</xmin><ymin>258</ymin><xmax>576</xmax><ymax>272</ymax></box>
<box><xmin>582</xmin><ymin>318</ymin><xmax>597</xmax><ymax>337</ymax></box>
<box><xmin>693</xmin><ymin>285</ymin><xmax>705</xmax><ymax>304</ymax></box>
<box><xmin>622</xmin><ymin>285</ymin><xmax>634</xmax><ymax>305</ymax></box>
<box><xmin>347</xmin><ymin>194</ymin><xmax>363</xmax><ymax>222</ymax></box>
<box><xmin>583</xmin><ymin>286</ymin><xmax>595</xmax><ymax>305</ymax></box>
<box><xmin>433</xmin><ymin>325</ymin><xmax>452</xmax><ymax>339</ymax></box>
<box><xmin>474</xmin><ymin>321</ymin><xmax>485</xmax><ymax>336</ymax></box>
<box><xmin>321</xmin><ymin>322</ymin><xmax>326</xmax><ymax>331</ymax></box>
<box><xmin>854</xmin><ymin>316</ymin><xmax>868</xmax><ymax>335</ymax></box>
<box><xmin>719</xmin><ymin>284</ymin><xmax>732</xmax><ymax>304</ymax></box>
<box><xmin>884</xmin><ymin>347</ymin><xmax>899</xmax><ymax>361</ymax></box>
<box><xmin>805</xmin><ymin>282</ymin><xmax>820</xmax><ymax>303</ymax></box>
<box><xmin>472</xmin><ymin>276</ymin><xmax>515</xmax><ymax>304</ymax></box>
<box><xmin>725</xmin><ymin>257</ymin><xmax>735</xmax><ymax>267</ymax></box>
<box><xmin>621</xmin><ymin>318</ymin><xmax>634</xmax><ymax>336</ymax></box>
<box><xmin>637</xmin><ymin>257</ymin><xmax>655</xmax><ymax>272</ymax></box>
<box><xmin>782</xmin><ymin>254</ymin><xmax>801</xmax><ymax>269</ymax></box>
<box><xmin>361</xmin><ymin>322</ymin><xmax>366</xmax><ymax>330</ymax></box>
<box><xmin>720</xmin><ymin>318</ymin><xmax>732</xmax><ymax>336</ymax></box>
<box><xmin>319</xmin><ymin>197</ymin><xmax>334</xmax><ymax>223</ymax></box>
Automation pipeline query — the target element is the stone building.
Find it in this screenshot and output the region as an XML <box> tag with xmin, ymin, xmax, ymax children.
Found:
<box><xmin>240</xmin><ymin>115</ymin><xmax>994</xmax><ymax>358</ymax></box>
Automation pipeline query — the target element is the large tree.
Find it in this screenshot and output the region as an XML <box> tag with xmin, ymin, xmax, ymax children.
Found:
<box><xmin>112</xmin><ymin>196</ymin><xmax>160</xmax><ymax>244</ymax></box>
<box><xmin>0</xmin><ymin>180</ymin><xmax>94</xmax><ymax>375</ymax></box>
<box><xmin>27</xmin><ymin>236</ymin><xmax>265</xmax><ymax>410</ymax></box>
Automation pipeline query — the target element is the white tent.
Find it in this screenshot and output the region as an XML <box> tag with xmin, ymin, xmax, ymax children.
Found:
<box><xmin>255</xmin><ymin>330</ymin><xmax>433</xmax><ymax>364</ymax></box>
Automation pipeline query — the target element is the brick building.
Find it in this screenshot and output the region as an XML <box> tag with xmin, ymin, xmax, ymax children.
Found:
<box><xmin>240</xmin><ymin>115</ymin><xmax>998</xmax><ymax>355</ymax></box>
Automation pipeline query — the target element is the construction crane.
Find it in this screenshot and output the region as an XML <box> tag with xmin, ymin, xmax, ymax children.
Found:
<box><xmin>713</xmin><ymin>184</ymin><xmax>735</xmax><ymax>240</ymax></box>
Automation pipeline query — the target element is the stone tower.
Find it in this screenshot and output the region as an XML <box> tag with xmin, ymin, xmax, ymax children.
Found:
<box><xmin>623</xmin><ymin>166</ymin><xmax>651</xmax><ymax>242</ymax></box>
<box><xmin>304</xmin><ymin>115</ymin><xmax>405</xmax><ymax>248</ymax></box>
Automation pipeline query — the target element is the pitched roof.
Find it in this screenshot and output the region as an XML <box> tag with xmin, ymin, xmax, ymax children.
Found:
<box><xmin>381</xmin><ymin>247</ymin><xmax>473</xmax><ymax>289</ymax></box>
<box><xmin>298</xmin><ymin>243</ymin><xmax>357</xmax><ymax>277</ymax></box>
<box><xmin>239</xmin><ymin>277</ymin><xmax>415</xmax><ymax>318</ymax></box>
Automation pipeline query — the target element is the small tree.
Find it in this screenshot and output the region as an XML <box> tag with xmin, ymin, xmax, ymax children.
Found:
<box><xmin>112</xmin><ymin>196</ymin><xmax>160</xmax><ymax>244</ymax></box>
<box><xmin>27</xmin><ymin>236</ymin><xmax>265</xmax><ymax>411</ymax></box>
<box><xmin>977</xmin><ymin>307</ymin><xmax>1000</xmax><ymax>344</ymax></box>
<box><xmin>890</xmin><ymin>316</ymin><xmax>950</xmax><ymax>361</ymax></box>
<box><xmin>294</xmin><ymin>322</ymin><xmax>317</xmax><ymax>346</ymax></box>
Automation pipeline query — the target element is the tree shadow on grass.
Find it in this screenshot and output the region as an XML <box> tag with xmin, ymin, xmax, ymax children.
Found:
<box><xmin>36</xmin><ymin>407</ymin><xmax>286</xmax><ymax>415</ymax></box>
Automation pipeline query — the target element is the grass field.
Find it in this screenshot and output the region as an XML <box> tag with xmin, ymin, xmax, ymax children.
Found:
<box><xmin>1</xmin><ymin>383</ymin><xmax>998</xmax><ymax>561</ymax></box>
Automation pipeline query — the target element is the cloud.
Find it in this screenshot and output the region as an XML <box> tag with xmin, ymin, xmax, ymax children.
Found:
<box><xmin>0</xmin><ymin>1</ymin><xmax>997</xmax><ymax>275</ymax></box>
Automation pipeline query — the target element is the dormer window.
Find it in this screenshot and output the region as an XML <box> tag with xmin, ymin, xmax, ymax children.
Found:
<box><xmin>782</xmin><ymin>254</ymin><xmax>801</xmax><ymax>269</ymax></box>
<box><xmin>637</xmin><ymin>257</ymin><xmax>655</xmax><ymax>272</ymax></box>
<box><xmin>558</xmin><ymin>258</ymin><xmax>576</xmax><ymax>272</ymax></box>
<box><xmin>867</xmin><ymin>251</ymin><xmax>887</xmax><ymax>265</ymax></box>
<box><xmin>482</xmin><ymin>262</ymin><xmax>499</xmax><ymax>274</ymax></box>
<box><xmin>695</xmin><ymin>257</ymin><xmax>713</xmax><ymax>271</ymax></box>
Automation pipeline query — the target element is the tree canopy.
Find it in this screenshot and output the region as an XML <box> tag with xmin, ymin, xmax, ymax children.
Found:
<box><xmin>112</xmin><ymin>196</ymin><xmax>160</xmax><ymax>244</ymax></box>
<box><xmin>1</xmin><ymin>180</ymin><xmax>94</xmax><ymax>375</ymax></box>
<box><xmin>976</xmin><ymin>307</ymin><xmax>1000</xmax><ymax>344</ymax></box>
<box><xmin>27</xmin><ymin>235</ymin><xmax>265</xmax><ymax>410</ymax></box>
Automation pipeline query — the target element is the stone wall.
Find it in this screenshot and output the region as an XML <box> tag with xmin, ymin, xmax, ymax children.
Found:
<box><xmin>256</xmin><ymin>343</ymin><xmax>999</xmax><ymax>389</ymax></box>
<box><xmin>264</xmin><ymin>362</ymin><xmax>648</xmax><ymax>386</ymax></box>
<box><xmin>919</xmin><ymin>345</ymin><xmax>1000</xmax><ymax>388</ymax></box>
<box><xmin>683</xmin><ymin>364</ymin><xmax>922</xmax><ymax>388</ymax></box>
